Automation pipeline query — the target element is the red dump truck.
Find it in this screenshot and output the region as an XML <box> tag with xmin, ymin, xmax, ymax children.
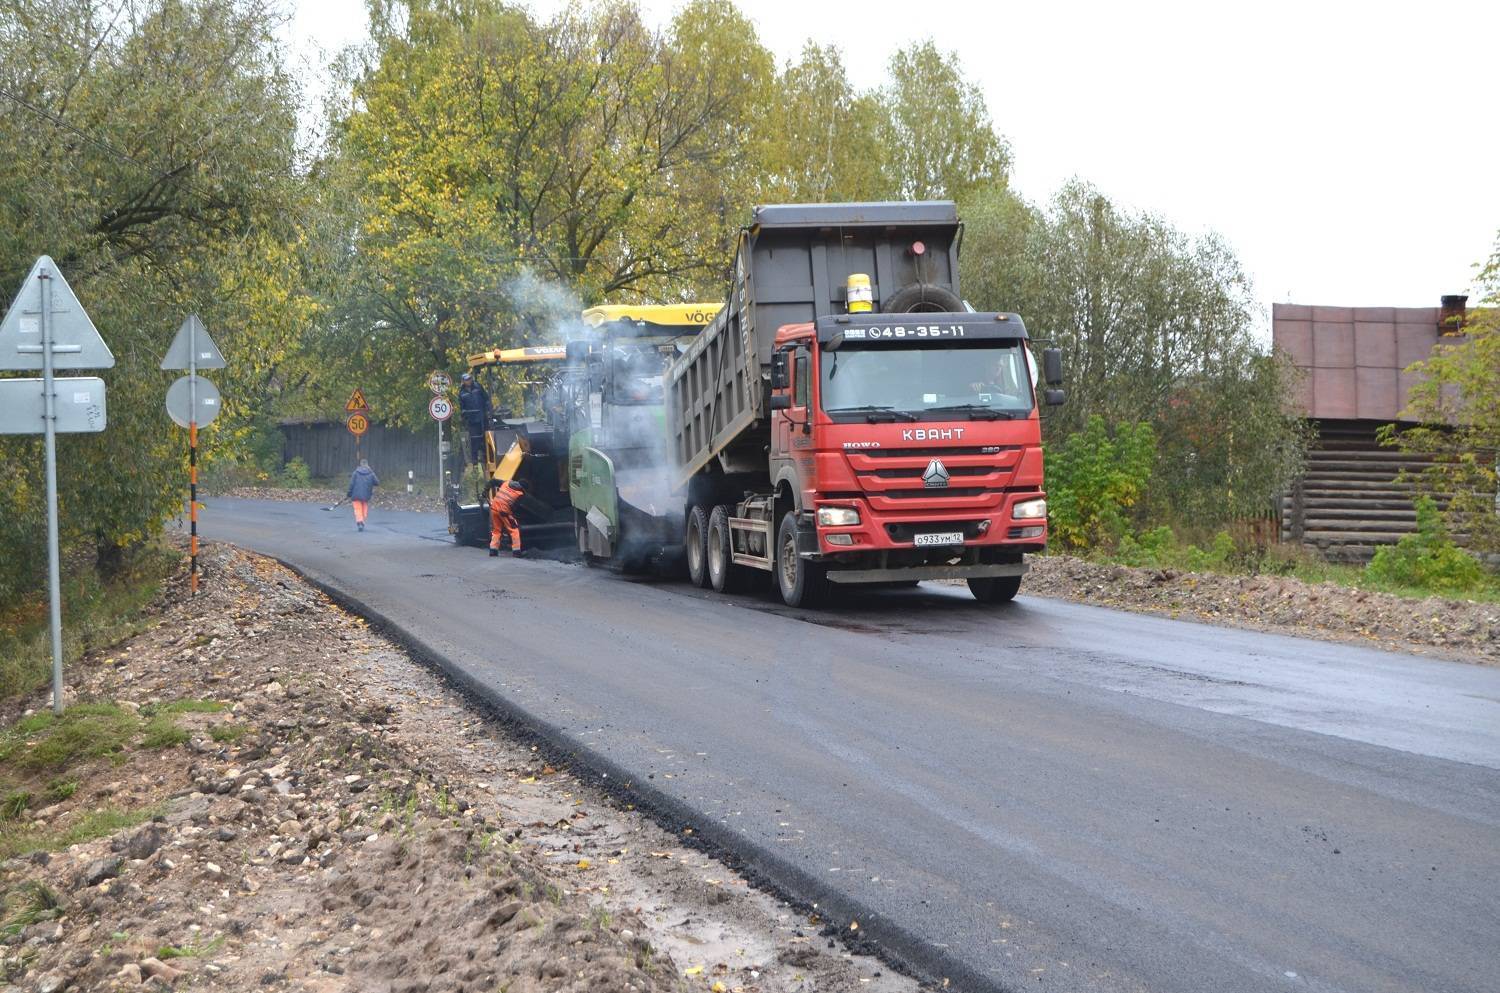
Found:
<box><xmin>648</xmin><ymin>201</ymin><xmax>1064</xmax><ymax>606</ymax></box>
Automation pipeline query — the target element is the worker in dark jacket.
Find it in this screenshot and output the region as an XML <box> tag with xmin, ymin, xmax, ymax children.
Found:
<box><xmin>347</xmin><ymin>459</ymin><xmax>379</xmax><ymax>531</ymax></box>
<box><xmin>489</xmin><ymin>478</ymin><xmax>526</xmax><ymax>557</ymax></box>
<box><xmin>457</xmin><ymin>372</ymin><xmax>490</xmax><ymax>465</ymax></box>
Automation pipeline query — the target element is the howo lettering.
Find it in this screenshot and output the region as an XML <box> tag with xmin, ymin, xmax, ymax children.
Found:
<box><xmin>567</xmin><ymin>200</ymin><xmax>1067</xmax><ymax>607</ymax></box>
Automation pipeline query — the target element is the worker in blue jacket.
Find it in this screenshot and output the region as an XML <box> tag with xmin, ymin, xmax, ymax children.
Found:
<box><xmin>457</xmin><ymin>372</ymin><xmax>491</xmax><ymax>465</ymax></box>
<box><xmin>346</xmin><ymin>459</ymin><xmax>379</xmax><ymax>531</ymax></box>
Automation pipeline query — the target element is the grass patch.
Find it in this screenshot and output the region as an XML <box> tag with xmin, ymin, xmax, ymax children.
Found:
<box><xmin>149</xmin><ymin>698</ymin><xmax>227</xmax><ymax>716</ymax></box>
<box><xmin>0</xmin><ymin>790</ymin><xmax>30</xmax><ymax>821</ymax></box>
<box><xmin>0</xmin><ymin>703</ymin><xmax>138</xmax><ymax>773</ymax></box>
<box><xmin>0</xmin><ymin>697</ymin><xmax>201</xmax><ymax>780</ymax></box>
<box><xmin>43</xmin><ymin>779</ymin><xmax>76</xmax><ymax>804</ymax></box>
<box><xmin>208</xmin><ymin>722</ymin><xmax>249</xmax><ymax>744</ymax></box>
<box><xmin>156</xmin><ymin>936</ymin><xmax>224</xmax><ymax>959</ymax></box>
<box><xmin>0</xmin><ymin>805</ymin><xmax>158</xmax><ymax>860</ymax></box>
<box><xmin>0</xmin><ymin>541</ymin><xmax>176</xmax><ymax>704</ymax></box>
<box><xmin>1083</xmin><ymin>524</ymin><xmax>1500</xmax><ymax>604</ymax></box>
<box><xmin>140</xmin><ymin>715</ymin><xmax>189</xmax><ymax>750</ymax></box>
<box><xmin>0</xmin><ymin>882</ymin><xmax>61</xmax><ymax>938</ymax></box>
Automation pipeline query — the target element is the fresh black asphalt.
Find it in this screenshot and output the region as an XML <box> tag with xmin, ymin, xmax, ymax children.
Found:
<box><xmin>197</xmin><ymin>498</ymin><xmax>1500</xmax><ymax>993</ymax></box>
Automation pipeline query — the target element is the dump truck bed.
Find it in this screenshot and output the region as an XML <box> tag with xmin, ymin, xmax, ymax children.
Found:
<box><xmin>665</xmin><ymin>201</ymin><xmax>962</xmax><ymax>488</ymax></box>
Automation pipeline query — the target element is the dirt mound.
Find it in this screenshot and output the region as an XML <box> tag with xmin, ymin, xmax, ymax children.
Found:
<box><xmin>0</xmin><ymin>543</ymin><xmax>909</xmax><ymax>993</ymax></box>
<box><xmin>1024</xmin><ymin>555</ymin><xmax>1499</xmax><ymax>665</ymax></box>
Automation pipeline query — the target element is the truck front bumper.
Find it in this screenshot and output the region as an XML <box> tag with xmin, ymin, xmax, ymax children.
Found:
<box><xmin>825</xmin><ymin>560</ymin><xmax>1029</xmax><ymax>584</ymax></box>
<box><xmin>810</xmin><ymin>499</ymin><xmax>1047</xmax><ymax>556</ymax></box>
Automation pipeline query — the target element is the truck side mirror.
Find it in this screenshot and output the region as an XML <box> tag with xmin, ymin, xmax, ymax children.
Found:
<box><xmin>770</xmin><ymin>352</ymin><xmax>789</xmax><ymax>390</ymax></box>
<box><xmin>1042</xmin><ymin>347</ymin><xmax>1064</xmax><ymax>386</ymax></box>
<box><xmin>1044</xmin><ymin>388</ymin><xmax>1067</xmax><ymax>406</ymax></box>
<box><xmin>769</xmin><ymin>394</ymin><xmax>791</xmax><ymax>411</ymax></box>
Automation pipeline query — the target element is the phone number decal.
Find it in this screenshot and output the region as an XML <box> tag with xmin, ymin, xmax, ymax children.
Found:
<box><xmin>843</xmin><ymin>325</ymin><xmax>968</xmax><ymax>340</ymax></box>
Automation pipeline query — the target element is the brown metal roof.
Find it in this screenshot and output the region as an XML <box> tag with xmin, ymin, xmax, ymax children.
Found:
<box><xmin>1272</xmin><ymin>303</ymin><xmax>1443</xmax><ymax>422</ymax></box>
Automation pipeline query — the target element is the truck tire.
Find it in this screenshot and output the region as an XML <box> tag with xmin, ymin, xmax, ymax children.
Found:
<box><xmin>882</xmin><ymin>282</ymin><xmax>964</xmax><ymax>314</ymax></box>
<box><xmin>968</xmin><ymin>575</ymin><xmax>1022</xmax><ymax>604</ymax></box>
<box><xmin>707</xmin><ymin>505</ymin><xmax>747</xmax><ymax>593</ymax></box>
<box><xmin>776</xmin><ymin>512</ymin><xmax>828</xmax><ymax>608</ymax></box>
<box><xmin>685</xmin><ymin>505</ymin><xmax>711</xmax><ymax>588</ymax></box>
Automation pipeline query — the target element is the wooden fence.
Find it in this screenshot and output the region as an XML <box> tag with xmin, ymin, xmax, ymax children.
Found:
<box><xmin>281</xmin><ymin>420</ymin><xmax>449</xmax><ymax>486</ymax></box>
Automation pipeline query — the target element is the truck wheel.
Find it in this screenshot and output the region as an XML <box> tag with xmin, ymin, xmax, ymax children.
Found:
<box><xmin>776</xmin><ymin>512</ymin><xmax>827</xmax><ymax>608</ymax></box>
<box><xmin>968</xmin><ymin>575</ymin><xmax>1022</xmax><ymax>604</ymax></box>
<box><xmin>707</xmin><ymin>506</ymin><xmax>746</xmax><ymax>593</ymax></box>
<box><xmin>685</xmin><ymin>505</ymin><xmax>710</xmax><ymax>588</ymax></box>
<box><xmin>883</xmin><ymin>282</ymin><xmax>964</xmax><ymax>314</ymax></box>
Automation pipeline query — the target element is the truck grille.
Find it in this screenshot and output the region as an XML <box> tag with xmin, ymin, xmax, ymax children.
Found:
<box><xmin>843</xmin><ymin>448</ymin><xmax>1025</xmax><ymax>506</ymax></box>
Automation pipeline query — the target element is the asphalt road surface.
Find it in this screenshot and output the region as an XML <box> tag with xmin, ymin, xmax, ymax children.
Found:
<box><xmin>198</xmin><ymin>499</ymin><xmax>1500</xmax><ymax>993</ymax></box>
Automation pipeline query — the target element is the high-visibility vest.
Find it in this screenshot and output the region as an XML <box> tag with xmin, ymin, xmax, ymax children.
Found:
<box><xmin>491</xmin><ymin>482</ymin><xmax>523</xmax><ymax>515</ymax></box>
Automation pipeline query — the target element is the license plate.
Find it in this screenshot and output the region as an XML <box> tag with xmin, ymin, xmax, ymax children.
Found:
<box><xmin>913</xmin><ymin>531</ymin><xmax>964</xmax><ymax>547</ymax></box>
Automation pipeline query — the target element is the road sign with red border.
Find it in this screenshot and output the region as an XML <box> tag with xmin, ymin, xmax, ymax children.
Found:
<box><xmin>428</xmin><ymin>370</ymin><xmax>451</xmax><ymax>395</ymax></box>
<box><xmin>428</xmin><ymin>395</ymin><xmax>453</xmax><ymax>421</ymax></box>
<box><xmin>346</xmin><ymin>412</ymin><xmax>369</xmax><ymax>437</ymax></box>
<box><xmin>345</xmin><ymin>388</ymin><xmax>369</xmax><ymax>412</ymax></box>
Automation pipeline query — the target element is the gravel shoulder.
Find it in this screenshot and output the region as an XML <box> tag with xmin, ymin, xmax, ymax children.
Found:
<box><xmin>0</xmin><ymin>543</ymin><xmax>915</xmax><ymax>993</ymax></box>
<box><xmin>1020</xmin><ymin>555</ymin><xmax>1499</xmax><ymax>666</ymax></box>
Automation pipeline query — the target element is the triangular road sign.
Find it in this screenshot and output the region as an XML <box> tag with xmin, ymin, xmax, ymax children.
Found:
<box><xmin>345</xmin><ymin>388</ymin><xmax>369</xmax><ymax>412</ymax></box>
<box><xmin>0</xmin><ymin>255</ymin><xmax>114</xmax><ymax>371</ymax></box>
<box><xmin>160</xmin><ymin>314</ymin><xmax>226</xmax><ymax>370</ymax></box>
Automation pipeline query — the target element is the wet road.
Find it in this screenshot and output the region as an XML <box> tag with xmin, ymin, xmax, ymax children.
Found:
<box><xmin>200</xmin><ymin>499</ymin><xmax>1500</xmax><ymax>993</ymax></box>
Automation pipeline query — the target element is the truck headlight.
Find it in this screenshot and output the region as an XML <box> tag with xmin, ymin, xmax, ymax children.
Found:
<box><xmin>817</xmin><ymin>506</ymin><xmax>861</xmax><ymax>527</ymax></box>
<box><xmin>1013</xmin><ymin>498</ymin><xmax>1047</xmax><ymax>520</ymax></box>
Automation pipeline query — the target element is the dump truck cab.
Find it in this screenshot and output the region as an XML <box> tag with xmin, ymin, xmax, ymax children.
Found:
<box><xmin>761</xmin><ymin>312</ymin><xmax>1051</xmax><ymax>584</ymax></box>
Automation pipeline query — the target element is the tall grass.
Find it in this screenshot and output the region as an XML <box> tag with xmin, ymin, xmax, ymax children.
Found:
<box><xmin>0</xmin><ymin>542</ymin><xmax>177</xmax><ymax>702</ymax></box>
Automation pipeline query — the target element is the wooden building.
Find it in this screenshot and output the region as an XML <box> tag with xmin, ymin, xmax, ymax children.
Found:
<box><xmin>1274</xmin><ymin>297</ymin><xmax>1466</xmax><ymax>561</ymax></box>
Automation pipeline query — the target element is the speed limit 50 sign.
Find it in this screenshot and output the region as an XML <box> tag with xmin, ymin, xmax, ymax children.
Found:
<box><xmin>428</xmin><ymin>395</ymin><xmax>453</xmax><ymax>421</ymax></box>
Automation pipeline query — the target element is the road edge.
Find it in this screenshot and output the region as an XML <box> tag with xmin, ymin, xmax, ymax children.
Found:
<box><xmin>257</xmin><ymin>548</ymin><xmax>1016</xmax><ymax>993</ymax></box>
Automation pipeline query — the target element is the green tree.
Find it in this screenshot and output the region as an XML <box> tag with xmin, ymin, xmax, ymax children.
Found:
<box><xmin>0</xmin><ymin>0</ymin><xmax>313</xmax><ymax>597</ymax></box>
<box><xmin>1045</xmin><ymin>416</ymin><xmax>1156</xmax><ymax>550</ymax></box>
<box><xmin>1381</xmin><ymin>231</ymin><xmax>1500</xmax><ymax>554</ymax></box>
<box><xmin>879</xmin><ymin>40</ymin><xmax>1011</xmax><ymax>201</ymax></box>
<box><xmin>329</xmin><ymin>0</ymin><xmax>774</xmax><ymax>426</ymax></box>
<box><xmin>961</xmin><ymin>180</ymin><xmax>1307</xmax><ymax>527</ymax></box>
<box><xmin>757</xmin><ymin>43</ymin><xmax>890</xmax><ymax>202</ymax></box>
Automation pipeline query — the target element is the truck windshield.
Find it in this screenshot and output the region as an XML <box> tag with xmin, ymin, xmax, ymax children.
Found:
<box><xmin>820</xmin><ymin>342</ymin><xmax>1034</xmax><ymax>420</ymax></box>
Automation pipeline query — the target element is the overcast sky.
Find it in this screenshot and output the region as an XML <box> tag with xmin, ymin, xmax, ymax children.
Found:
<box><xmin>286</xmin><ymin>0</ymin><xmax>1500</xmax><ymax>312</ymax></box>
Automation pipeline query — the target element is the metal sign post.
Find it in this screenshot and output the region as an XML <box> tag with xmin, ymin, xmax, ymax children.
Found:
<box><xmin>428</xmin><ymin>372</ymin><xmax>452</xmax><ymax>496</ymax></box>
<box><xmin>345</xmin><ymin>389</ymin><xmax>369</xmax><ymax>463</ymax></box>
<box><xmin>162</xmin><ymin>315</ymin><xmax>225</xmax><ymax>597</ymax></box>
<box><xmin>39</xmin><ymin>273</ymin><xmax>63</xmax><ymax>712</ymax></box>
<box><xmin>0</xmin><ymin>256</ymin><xmax>114</xmax><ymax>715</ymax></box>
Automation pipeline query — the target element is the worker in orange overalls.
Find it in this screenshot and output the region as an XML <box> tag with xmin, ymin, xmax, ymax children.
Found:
<box><xmin>488</xmin><ymin>478</ymin><xmax>526</xmax><ymax>557</ymax></box>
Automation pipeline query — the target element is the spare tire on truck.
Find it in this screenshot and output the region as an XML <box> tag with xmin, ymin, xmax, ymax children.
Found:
<box><xmin>882</xmin><ymin>282</ymin><xmax>964</xmax><ymax>314</ymax></box>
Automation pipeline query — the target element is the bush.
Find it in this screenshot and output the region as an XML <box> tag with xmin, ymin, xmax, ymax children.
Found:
<box><xmin>279</xmin><ymin>456</ymin><xmax>312</xmax><ymax>488</ymax></box>
<box><xmin>1045</xmin><ymin>417</ymin><xmax>1156</xmax><ymax>550</ymax></box>
<box><xmin>1365</xmin><ymin>497</ymin><xmax>1485</xmax><ymax>594</ymax></box>
<box><xmin>1115</xmin><ymin>526</ymin><xmax>1235</xmax><ymax>572</ymax></box>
